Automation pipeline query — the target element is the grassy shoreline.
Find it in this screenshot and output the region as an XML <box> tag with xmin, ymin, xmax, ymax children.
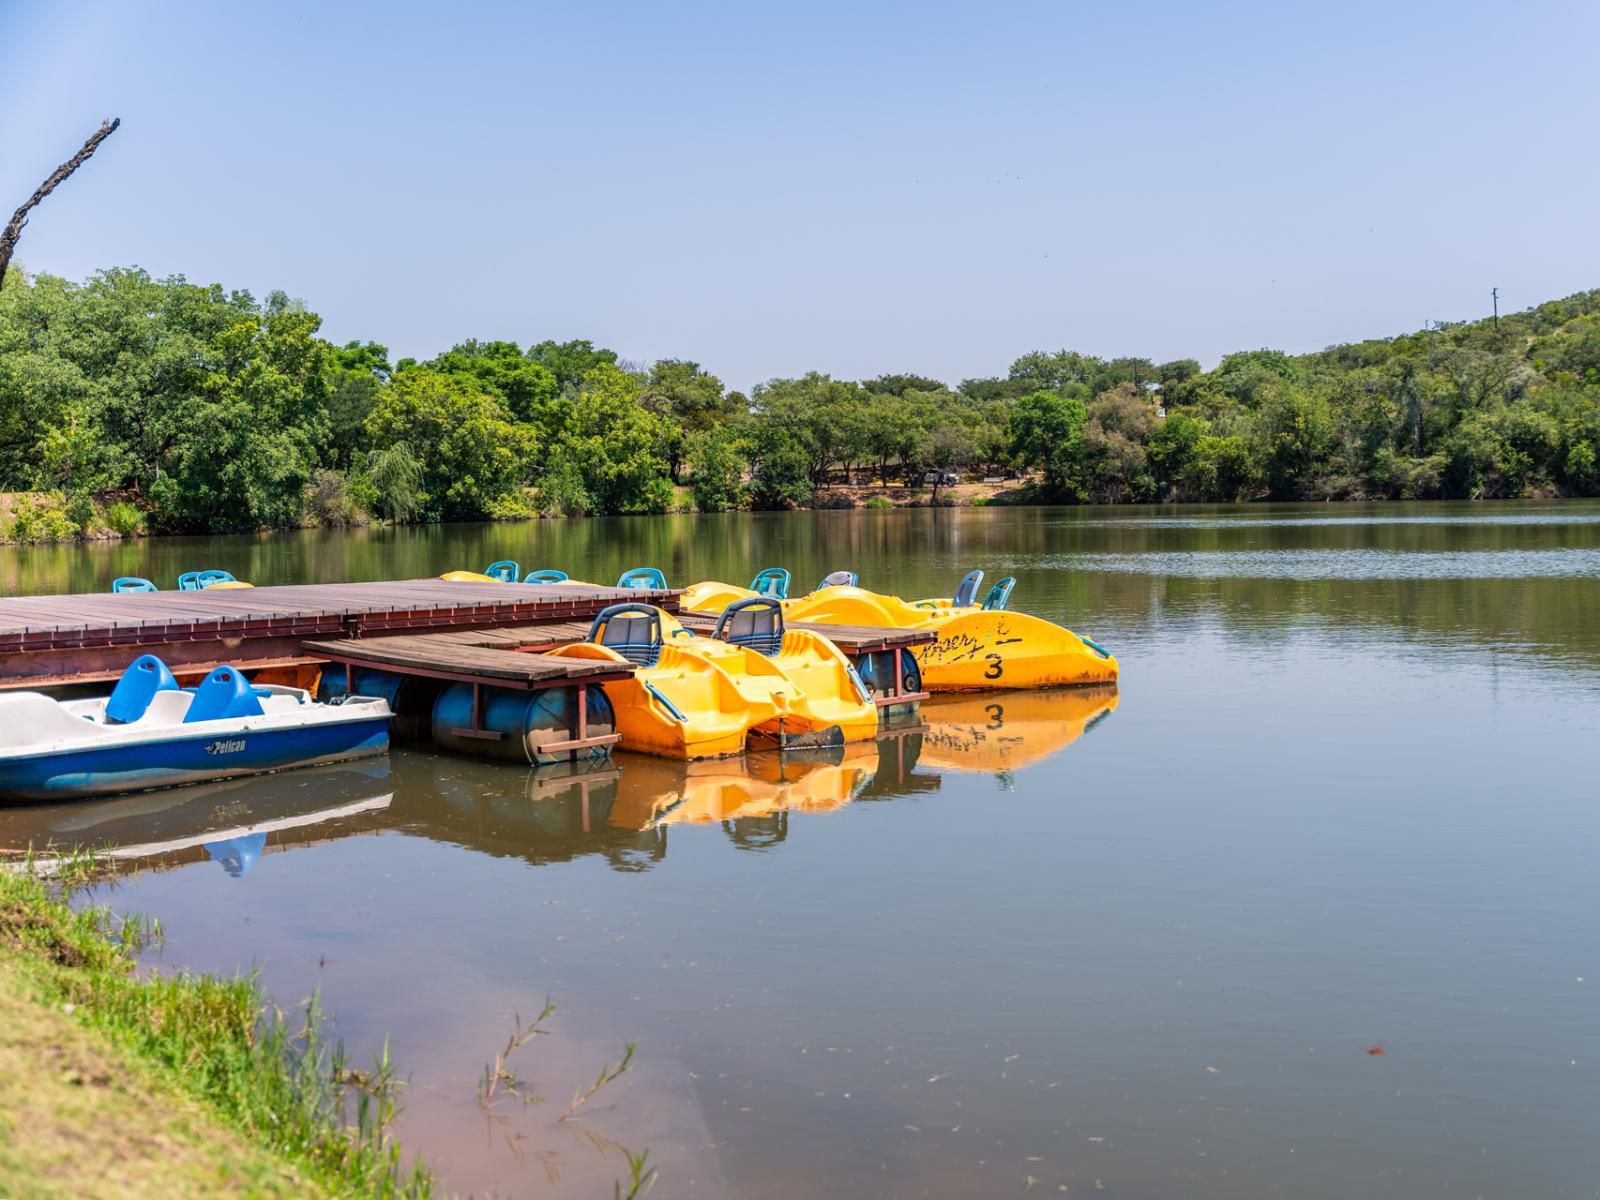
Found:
<box><xmin>0</xmin><ymin>859</ymin><xmax>430</xmax><ymax>1200</ymax></box>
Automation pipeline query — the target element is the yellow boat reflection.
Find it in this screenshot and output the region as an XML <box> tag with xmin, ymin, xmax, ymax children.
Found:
<box><xmin>606</xmin><ymin>745</ymin><xmax>879</xmax><ymax>830</ymax></box>
<box><xmin>919</xmin><ymin>686</ymin><xmax>1118</xmax><ymax>773</ymax></box>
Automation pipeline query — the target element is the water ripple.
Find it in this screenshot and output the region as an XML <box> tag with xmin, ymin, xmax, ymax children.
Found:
<box><xmin>1036</xmin><ymin>549</ymin><xmax>1600</xmax><ymax>580</ymax></box>
<box><xmin>1046</xmin><ymin>512</ymin><xmax>1600</xmax><ymax>530</ymax></box>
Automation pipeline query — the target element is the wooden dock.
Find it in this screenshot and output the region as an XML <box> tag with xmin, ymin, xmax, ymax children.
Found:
<box><xmin>0</xmin><ymin>578</ymin><xmax>932</xmax><ymax>763</ymax></box>
<box><xmin>304</xmin><ymin>627</ymin><xmax>634</xmax><ymax>758</ymax></box>
<box><xmin>0</xmin><ymin>579</ymin><xmax>675</xmax><ymax>688</ymax></box>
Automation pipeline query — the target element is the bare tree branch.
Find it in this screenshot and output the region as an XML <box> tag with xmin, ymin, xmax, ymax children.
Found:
<box><xmin>0</xmin><ymin>117</ymin><xmax>122</xmax><ymax>292</ymax></box>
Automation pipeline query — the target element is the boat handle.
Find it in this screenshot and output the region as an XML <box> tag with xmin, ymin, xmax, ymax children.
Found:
<box><xmin>644</xmin><ymin>681</ymin><xmax>687</xmax><ymax>723</ymax></box>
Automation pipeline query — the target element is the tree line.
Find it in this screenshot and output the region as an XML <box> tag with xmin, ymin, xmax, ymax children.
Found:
<box><xmin>1</xmin><ymin>265</ymin><xmax>1598</xmax><ymax>535</ymax></box>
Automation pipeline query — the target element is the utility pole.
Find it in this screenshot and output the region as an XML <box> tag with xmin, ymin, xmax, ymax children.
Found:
<box><xmin>1492</xmin><ymin>287</ymin><xmax>1499</xmax><ymax>331</ymax></box>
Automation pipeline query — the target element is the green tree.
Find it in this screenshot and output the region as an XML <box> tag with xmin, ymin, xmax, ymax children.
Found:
<box><xmin>366</xmin><ymin>441</ymin><xmax>424</xmax><ymax>523</ymax></box>
<box><xmin>743</xmin><ymin>422</ymin><xmax>813</xmax><ymax>510</ymax></box>
<box><xmin>922</xmin><ymin>422</ymin><xmax>974</xmax><ymax>502</ymax></box>
<box><xmin>544</xmin><ymin>363</ymin><xmax>674</xmax><ymax>515</ymax></box>
<box><xmin>1251</xmin><ymin>385</ymin><xmax>1335</xmax><ymax>499</ymax></box>
<box><xmin>527</xmin><ymin>339</ymin><xmax>618</xmax><ymax>393</ymax></box>
<box><xmin>1147</xmin><ymin>410</ymin><xmax>1208</xmax><ymax>498</ymax></box>
<box><xmin>642</xmin><ymin>359</ymin><xmax>731</xmax><ymax>481</ymax></box>
<box><xmin>1010</xmin><ymin>389</ymin><xmax>1088</xmax><ymax>496</ymax></box>
<box><xmin>687</xmin><ymin>425</ymin><xmax>746</xmax><ymax>512</ymax></box>
<box><xmin>1184</xmin><ymin>434</ymin><xmax>1258</xmax><ymax>501</ymax></box>
<box><xmin>751</xmin><ymin>373</ymin><xmax>867</xmax><ymax>484</ymax></box>
<box><xmin>426</xmin><ymin>340</ymin><xmax>559</xmax><ymax>431</ymax></box>
<box><xmin>365</xmin><ymin>369</ymin><xmax>534</xmax><ymax>520</ymax></box>
<box><xmin>326</xmin><ymin>340</ymin><xmax>390</xmax><ymax>468</ymax></box>
<box><xmin>148</xmin><ymin>307</ymin><xmax>333</xmax><ymax>531</ymax></box>
<box><xmin>861</xmin><ymin>392</ymin><xmax>923</xmax><ymax>486</ymax></box>
<box><xmin>1083</xmin><ymin>383</ymin><xmax>1158</xmax><ymax>502</ymax></box>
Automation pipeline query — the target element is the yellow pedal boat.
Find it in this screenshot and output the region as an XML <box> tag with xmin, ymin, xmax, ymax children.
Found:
<box><xmin>919</xmin><ymin>686</ymin><xmax>1119</xmax><ymax>773</ymax></box>
<box><xmin>545</xmin><ymin>602</ymin><xmax>874</xmax><ymax>759</ymax></box>
<box><xmin>684</xmin><ymin>568</ymin><xmax>1118</xmax><ymax>691</ymax></box>
<box><xmin>683</xmin><ymin>598</ymin><xmax>878</xmax><ymax>746</ymax></box>
<box><xmin>441</xmin><ymin>564</ymin><xmax>598</xmax><ymax>586</ymax></box>
<box><xmin>679</xmin><ymin>567</ymin><xmax>792</xmax><ymax>613</ymax></box>
<box><xmin>546</xmin><ymin>605</ymin><xmax>762</xmax><ymax>758</ymax></box>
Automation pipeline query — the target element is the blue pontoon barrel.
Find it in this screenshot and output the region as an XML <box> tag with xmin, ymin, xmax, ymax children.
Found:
<box><xmin>431</xmin><ymin>683</ymin><xmax>616</xmax><ymax>765</ymax></box>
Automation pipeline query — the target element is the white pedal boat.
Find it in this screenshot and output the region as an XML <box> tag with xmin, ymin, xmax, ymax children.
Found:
<box><xmin>0</xmin><ymin>655</ymin><xmax>391</xmax><ymax>803</ymax></box>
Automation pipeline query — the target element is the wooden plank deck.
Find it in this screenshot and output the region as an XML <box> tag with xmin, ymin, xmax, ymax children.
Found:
<box><xmin>302</xmin><ymin>635</ymin><xmax>632</xmax><ymax>688</ymax></box>
<box><xmin>0</xmin><ymin>580</ymin><xmax>674</xmax><ymax>642</ymax></box>
<box><xmin>0</xmin><ymin>580</ymin><xmax>677</xmax><ymax>688</ymax></box>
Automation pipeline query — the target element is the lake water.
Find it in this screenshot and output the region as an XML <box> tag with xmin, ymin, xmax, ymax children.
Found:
<box><xmin>6</xmin><ymin>503</ymin><xmax>1598</xmax><ymax>1198</ymax></box>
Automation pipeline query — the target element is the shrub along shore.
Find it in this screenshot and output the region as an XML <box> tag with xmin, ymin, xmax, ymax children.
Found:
<box><xmin>0</xmin><ymin>858</ymin><xmax>431</xmax><ymax>1199</ymax></box>
<box><xmin>3</xmin><ymin>266</ymin><xmax>1599</xmax><ymax>539</ymax></box>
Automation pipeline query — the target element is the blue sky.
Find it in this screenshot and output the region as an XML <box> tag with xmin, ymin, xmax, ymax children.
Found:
<box><xmin>2</xmin><ymin>0</ymin><xmax>1596</xmax><ymax>391</ymax></box>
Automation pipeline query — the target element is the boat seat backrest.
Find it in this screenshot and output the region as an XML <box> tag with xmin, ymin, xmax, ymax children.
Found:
<box><xmin>183</xmin><ymin>665</ymin><xmax>264</xmax><ymax>723</ymax></box>
<box><xmin>616</xmin><ymin>567</ymin><xmax>668</xmax><ymax>590</ymax></box>
<box><xmin>587</xmin><ymin>603</ymin><xmax>664</xmax><ymax>666</ymax></box>
<box><xmin>112</xmin><ymin>577</ymin><xmax>157</xmax><ymax>593</ymax></box>
<box><xmin>982</xmin><ymin>576</ymin><xmax>1015</xmax><ymax>610</ymax></box>
<box><xmin>197</xmin><ymin>570</ymin><xmax>237</xmax><ymax>589</ymax></box>
<box><xmin>105</xmin><ymin>654</ymin><xmax>181</xmax><ymax>724</ymax></box>
<box><xmin>524</xmin><ymin>569</ymin><xmax>568</xmax><ymax>584</ymax></box>
<box><xmin>0</xmin><ymin>694</ymin><xmax>98</xmax><ymax>748</ymax></box>
<box><xmin>749</xmin><ymin>567</ymin><xmax>791</xmax><ymax>599</ymax></box>
<box><xmin>141</xmin><ymin>690</ymin><xmax>194</xmax><ymax>725</ymax></box>
<box><xmin>953</xmin><ymin>569</ymin><xmax>984</xmax><ymax>608</ymax></box>
<box><xmin>484</xmin><ymin>560</ymin><xmax>521</xmax><ymax>582</ymax></box>
<box><xmin>713</xmin><ymin>598</ymin><xmax>785</xmax><ymax>657</ymax></box>
<box><xmin>819</xmin><ymin>570</ymin><xmax>858</xmax><ymax>589</ymax></box>
<box><xmin>177</xmin><ymin>571</ymin><xmax>202</xmax><ymax>591</ymax></box>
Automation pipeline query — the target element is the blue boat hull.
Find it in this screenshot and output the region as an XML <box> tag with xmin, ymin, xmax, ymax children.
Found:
<box><xmin>0</xmin><ymin>717</ymin><xmax>390</xmax><ymax>804</ymax></box>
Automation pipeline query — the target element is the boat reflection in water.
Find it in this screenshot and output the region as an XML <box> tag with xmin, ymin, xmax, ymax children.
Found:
<box><xmin>396</xmin><ymin>687</ymin><xmax>1114</xmax><ymax>864</ymax></box>
<box><xmin>609</xmin><ymin>743</ymin><xmax>878</xmax><ymax>829</ymax></box>
<box><xmin>399</xmin><ymin>732</ymin><xmax>933</xmax><ymax>866</ymax></box>
<box><xmin>0</xmin><ymin>761</ymin><xmax>395</xmax><ymax>877</ymax></box>
<box><xmin>918</xmin><ymin>686</ymin><xmax>1119</xmax><ymax>774</ymax></box>
<box><xmin>0</xmin><ymin>688</ymin><xmax>1115</xmax><ymax>877</ymax></box>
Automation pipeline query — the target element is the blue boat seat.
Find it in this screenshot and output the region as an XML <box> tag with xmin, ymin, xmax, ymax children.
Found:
<box><xmin>616</xmin><ymin>567</ymin><xmax>667</xmax><ymax>590</ymax></box>
<box><xmin>523</xmin><ymin>569</ymin><xmax>569</xmax><ymax>584</ymax></box>
<box><xmin>484</xmin><ymin>560</ymin><xmax>521</xmax><ymax>582</ymax></box>
<box><xmin>982</xmin><ymin>577</ymin><xmax>1015</xmax><ymax>611</ymax></box>
<box><xmin>112</xmin><ymin>577</ymin><xmax>157</xmax><ymax>593</ymax></box>
<box><xmin>183</xmin><ymin>665</ymin><xmax>264</xmax><ymax>723</ymax></box>
<box><xmin>954</xmin><ymin>569</ymin><xmax>984</xmax><ymax>608</ymax></box>
<box><xmin>818</xmin><ymin>570</ymin><xmax>858</xmax><ymax>589</ymax></box>
<box><xmin>204</xmin><ymin>832</ymin><xmax>267</xmax><ymax>878</ymax></box>
<box><xmin>713</xmin><ymin>597</ymin><xmax>785</xmax><ymax>658</ymax></box>
<box><xmin>179</xmin><ymin>569</ymin><xmax>236</xmax><ymax>591</ymax></box>
<box><xmin>749</xmin><ymin>567</ymin><xmax>790</xmax><ymax>599</ymax></box>
<box><xmin>105</xmin><ymin>654</ymin><xmax>181</xmax><ymax>725</ymax></box>
<box><xmin>587</xmin><ymin>603</ymin><xmax>664</xmax><ymax>666</ymax></box>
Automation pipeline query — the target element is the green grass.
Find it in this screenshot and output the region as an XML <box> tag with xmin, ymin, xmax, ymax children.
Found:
<box><xmin>0</xmin><ymin>859</ymin><xmax>431</xmax><ymax>1199</ymax></box>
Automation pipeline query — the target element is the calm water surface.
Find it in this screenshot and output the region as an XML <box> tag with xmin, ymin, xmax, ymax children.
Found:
<box><xmin>4</xmin><ymin>503</ymin><xmax>1597</xmax><ymax>1198</ymax></box>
